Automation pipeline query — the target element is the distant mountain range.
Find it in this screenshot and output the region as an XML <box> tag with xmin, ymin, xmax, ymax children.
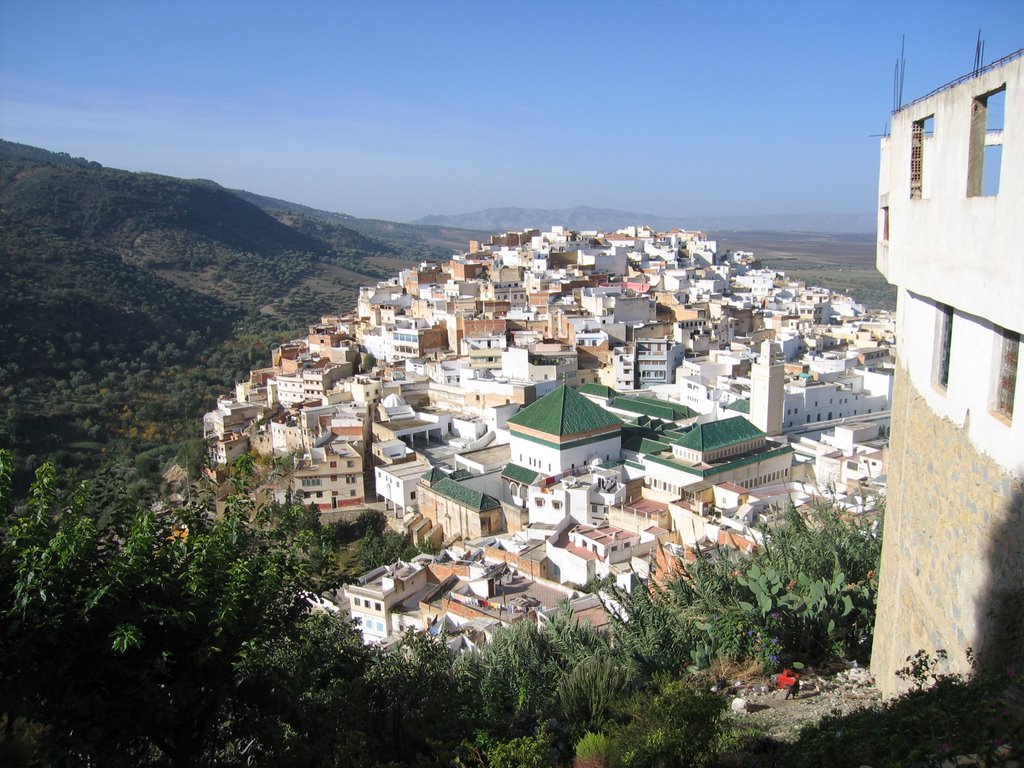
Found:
<box><xmin>412</xmin><ymin>206</ymin><xmax>876</xmax><ymax>235</ymax></box>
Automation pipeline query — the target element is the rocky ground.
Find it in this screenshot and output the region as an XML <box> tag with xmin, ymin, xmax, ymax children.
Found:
<box><xmin>726</xmin><ymin>663</ymin><xmax>881</xmax><ymax>743</ymax></box>
<box><xmin>712</xmin><ymin>663</ymin><xmax>883</xmax><ymax>767</ymax></box>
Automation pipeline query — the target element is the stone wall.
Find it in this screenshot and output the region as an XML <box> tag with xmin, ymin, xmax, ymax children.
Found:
<box><xmin>871</xmin><ymin>366</ymin><xmax>1024</xmax><ymax>694</ymax></box>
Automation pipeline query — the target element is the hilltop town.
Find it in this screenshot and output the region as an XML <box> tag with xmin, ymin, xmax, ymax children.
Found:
<box><xmin>202</xmin><ymin>223</ymin><xmax>894</xmax><ymax>645</ymax></box>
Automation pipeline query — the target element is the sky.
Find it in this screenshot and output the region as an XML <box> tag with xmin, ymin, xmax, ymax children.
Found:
<box><xmin>1</xmin><ymin>1</ymin><xmax>1022</xmax><ymax>222</ymax></box>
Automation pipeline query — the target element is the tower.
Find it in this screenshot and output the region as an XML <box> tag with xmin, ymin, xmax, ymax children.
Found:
<box><xmin>750</xmin><ymin>339</ymin><xmax>784</xmax><ymax>436</ymax></box>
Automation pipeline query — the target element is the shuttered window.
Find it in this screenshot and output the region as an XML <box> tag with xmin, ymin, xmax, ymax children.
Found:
<box><xmin>994</xmin><ymin>328</ymin><xmax>1019</xmax><ymax>420</ymax></box>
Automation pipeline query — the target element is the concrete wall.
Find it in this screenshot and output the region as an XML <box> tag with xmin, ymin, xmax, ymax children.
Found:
<box><xmin>878</xmin><ymin>55</ymin><xmax>1024</xmax><ymax>335</ymax></box>
<box><xmin>873</xmin><ymin>54</ymin><xmax>1024</xmax><ymax>694</ymax></box>
<box><xmin>871</xmin><ymin>366</ymin><xmax>1023</xmax><ymax>693</ymax></box>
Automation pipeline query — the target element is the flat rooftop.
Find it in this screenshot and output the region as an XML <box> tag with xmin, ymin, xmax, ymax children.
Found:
<box><xmin>458</xmin><ymin>443</ymin><xmax>512</xmax><ymax>466</ymax></box>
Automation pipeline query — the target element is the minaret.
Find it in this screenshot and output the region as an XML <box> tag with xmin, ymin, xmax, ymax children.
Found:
<box><xmin>750</xmin><ymin>340</ymin><xmax>784</xmax><ymax>436</ymax></box>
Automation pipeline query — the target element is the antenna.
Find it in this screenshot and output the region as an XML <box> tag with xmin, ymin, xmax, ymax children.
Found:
<box><xmin>891</xmin><ymin>35</ymin><xmax>907</xmax><ymax>112</ymax></box>
<box><xmin>973</xmin><ymin>30</ymin><xmax>985</xmax><ymax>75</ymax></box>
<box><xmin>898</xmin><ymin>35</ymin><xmax>906</xmax><ymax>109</ymax></box>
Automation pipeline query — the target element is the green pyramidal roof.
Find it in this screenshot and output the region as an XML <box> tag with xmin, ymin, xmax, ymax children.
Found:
<box><xmin>508</xmin><ymin>385</ymin><xmax>623</xmax><ymax>438</ymax></box>
<box><xmin>725</xmin><ymin>399</ymin><xmax>751</xmax><ymax>414</ymax></box>
<box><xmin>421</xmin><ymin>467</ymin><xmax>448</xmax><ymax>486</ymax></box>
<box><xmin>431</xmin><ymin>478</ymin><xmax>501</xmax><ymax>512</ymax></box>
<box><xmin>578</xmin><ymin>383</ymin><xmax>618</xmax><ymax>399</ymax></box>
<box><xmin>672</xmin><ymin>417</ymin><xmax>764</xmax><ymax>453</ymax></box>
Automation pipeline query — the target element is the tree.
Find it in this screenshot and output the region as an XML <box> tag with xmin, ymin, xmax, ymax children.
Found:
<box><xmin>365</xmin><ymin>630</ymin><xmax>466</xmax><ymax>764</ymax></box>
<box><xmin>0</xmin><ymin>450</ymin><xmax>357</xmax><ymax>766</ymax></box>
<box><xmin>360</xmin><ymin>352</ymin><xmax>377</xmax><ymax>373</ymax></box>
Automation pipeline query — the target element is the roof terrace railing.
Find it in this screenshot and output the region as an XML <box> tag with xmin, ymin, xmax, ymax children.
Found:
<box><xmin>895</xmin><ymin>47</ymin><xmax>1024</xmax><ymax>114</ymax></box>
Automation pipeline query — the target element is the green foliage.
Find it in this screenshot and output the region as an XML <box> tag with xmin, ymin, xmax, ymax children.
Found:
<box><xmin>365</xmin><ymin>630</ymin><xmax>468</xmax><ymax>764</ymax></box>
<box><xmin>467</xmin><ymin>619</ymin><xmax>561</xmax><ymax>729</ymax></box>
<box><xmin>607</xmin><ymin>578</ymin><xmax>696</xmax><ymax>680</ymax></box>
<box><xmin>575</xmin><ymin>731</ymin><xmax>619</xmax><ymax>768</ymax></box>
<box><xmin>783</xmin><ymin>651</ymin><xmax>1023</xmax><ymax>768</ymax></box>
<box><xmin>357</xmin><ymin>528</ymin><xmax>419</xmax><ymax>571</ymax></box>
<box><xmin>610</xmin><ymin>678</ymin><xmax>727</xmax><ymax>768</ymax></box>
<box><xmin>658</xmin><ymin>503</ymin><xmax>881</xmax><ymax>669</ymax></box>
<box><xmin>558</xmin><ymin>654</ymin><xmax>634</xmax><ymax>733</ymax></box>
<box><xmin>0</xmin><ymin>453</ymin><xmax>356</xmax><ymax>766</ymax></box>
<box><xmin>219</xmin><ymin>612</ymin><xmax>373</xmax><ymax>767</ymax></box>
<box><xmin>485</xmin><ymin>727</ymin><xmax>556</xmax><ymax>768</ymax></box>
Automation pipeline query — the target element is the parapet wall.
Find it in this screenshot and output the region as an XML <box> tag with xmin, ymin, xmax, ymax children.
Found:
<box><xmin>871</xmin><ymin>365</ymin><xmax>1023</xmax><ymax>694</ymax></box>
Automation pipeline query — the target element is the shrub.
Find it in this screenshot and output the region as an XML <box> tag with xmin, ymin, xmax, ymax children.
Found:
<box><xmin>575</xmin><ymin>731</ymin><xmax>618</xmax><ymax>768</ymax></box>
<box><xmin>611</xmin><ymin>678</ymin><xmax>727</xmax><ymax>768</ymax></box>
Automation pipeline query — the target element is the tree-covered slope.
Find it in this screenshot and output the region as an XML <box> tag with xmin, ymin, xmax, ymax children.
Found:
<box><xmin>231</xmin><ymin>187</ymin><xmax>489</xmax><ymax>262</ymax></box>
<box><xmin>0</xmin><ymin>140</ymin><xmax>417</xmax><ymax>490</ymax></box>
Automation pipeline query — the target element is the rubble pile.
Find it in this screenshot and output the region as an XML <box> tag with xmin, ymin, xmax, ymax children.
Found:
<box><xmin>723</xmin><ymin>664</ymin><xmax>882</xmax><ymax>741</ymax></box>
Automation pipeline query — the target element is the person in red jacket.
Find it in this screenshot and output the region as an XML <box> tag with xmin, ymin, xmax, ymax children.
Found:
<box><xmin>777</xmin><ymin>668</ymin><xmax>801</xmax><ymax>699</ymax></box>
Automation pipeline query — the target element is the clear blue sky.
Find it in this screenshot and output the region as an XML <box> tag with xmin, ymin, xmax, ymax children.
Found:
<box><xmin>1</xmin><ymin>1</ymin><xmax>1021</xmax><ymax>222</ymax></box>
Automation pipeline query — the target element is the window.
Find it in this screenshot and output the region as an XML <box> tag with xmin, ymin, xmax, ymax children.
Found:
<box><xmin>967</xmin><ymin>86</ymin><xmax>1005</xmax><ymax>197</ymax></box>
<box><xmin>935</xmin><ymin>304</ymin><xmax>954</xmax><ymax>390</ymax></box>
<box><xmin>353</xmin><ymin>597</ymin><xmax>361</xmax><ymax>607</ymax></box>
<box><xmin>993</xmin><ymin>328</ymin><xmax>1020</xmax><ymax>420</ymax></box>
<box><xmin>910</xmin><ymin>115</ymin><xmax>933</xmax><ymax>199</ymax></box>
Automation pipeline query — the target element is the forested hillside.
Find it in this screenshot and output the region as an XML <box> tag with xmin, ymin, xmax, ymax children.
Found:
<box><xmin>231</xmin><ymin>188</ymin><xmax>488</xmax><ymax>262</ymax></box>
<box><xmin>0</xmin><ymin>140</ymin><xmax>453</xmax><ymax>492</ymax></box>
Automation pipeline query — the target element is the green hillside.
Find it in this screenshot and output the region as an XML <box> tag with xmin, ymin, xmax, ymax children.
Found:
<box><xmin>0</xmin><ymin>140</ymin><xmax>421</xmax><ymax>492</ymax></box>
<box><xmin>231</xmin><ymin>188</ymin><xmax>488</xmax><ymax>262</ymax></box>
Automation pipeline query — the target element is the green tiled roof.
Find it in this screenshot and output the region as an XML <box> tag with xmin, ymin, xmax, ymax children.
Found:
<box><xmin>501</xmin><ymin>463</ymin><xmax>542</xmax><ymax>484</ymax></box>
<box><xmin>645</xmin><ymin>444</ymin><xmax>793</xmax><ymax>478</ymax></box>
<box><xmin>672</xmin><ymin>417</ymin><xmax>765</xmax><ymax>453</ymax></box>
<box><xmin>725</xmin><ymin>399</ymin><xmax>751</xmax><ymax>414</ymax></box>
<box><xmin>508</xmin><ymin>385</ymin><xmax>622</xmax><ymax>437</ymax></box>
<box><xmin>640</xmin><ymin>437</ymin><xmax>674</xmax><ymax>454</ymax></box>
<box><xmin>612</xmin><ymin>396</ymin><xmax>695</xmax><ymax>422</ymax></box>
<box><xmin>448</xmin><ymin>469</ymin><xmax>474</xmax><ymax>481</ymax></box>
<box><xmin>420</xmin><ymin>467</ymin><xmax>448</xmax><ymax>486</ymax></box>
<box><xmin>578</xmin><ymin>383</ymin><xmax>619</xmax><ymax>399</ymax></box>
<box><xmin>431</xmin><ymin>478</ymin><xmax>501</xmax><ymax>511</ymax></box>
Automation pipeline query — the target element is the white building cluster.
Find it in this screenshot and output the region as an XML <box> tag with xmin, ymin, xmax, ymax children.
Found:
<box><xmin>202</xmin><ymin>220</ymin><xmax>896</xmax><ymax>645</ymax></box>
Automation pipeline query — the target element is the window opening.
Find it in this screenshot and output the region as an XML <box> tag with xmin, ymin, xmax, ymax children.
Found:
<box><xmin>994</xmin><ymin>328</ymin><xmax>1019</xmax><ymax>420</ymax></box>
<box><xmin>910</xmin><ymin>116</ymin><xmax>933</xmax><ymax>199</ymax></box>
<box><xmin>936</xmin><ymin>304</ymin><xmax>954</xmax><ymax>390</ymax></box>
<box><xmin>968</xmin><ymin>86</ymin><xmax>1005</xmax><ymax>197</ymax></box>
